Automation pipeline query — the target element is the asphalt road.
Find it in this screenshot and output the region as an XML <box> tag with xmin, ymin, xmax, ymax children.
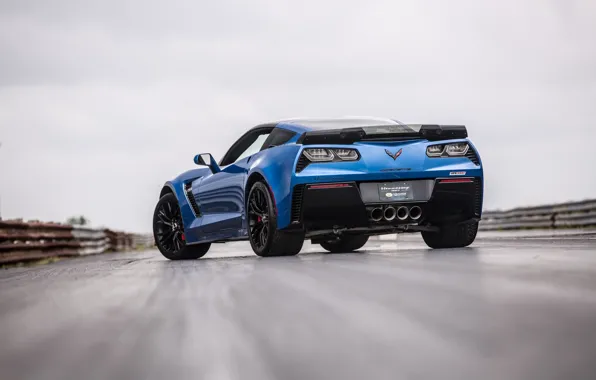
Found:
<box><xmin>1</xmin><ymin>233</ymin><xmax>596</xmax><ymax>380</ymax></box>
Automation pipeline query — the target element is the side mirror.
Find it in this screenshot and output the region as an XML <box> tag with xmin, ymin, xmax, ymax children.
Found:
<box><xmin>194</xmin><ymin>153</ymin><xmax>221</xmax><ymax>173</ymax></box>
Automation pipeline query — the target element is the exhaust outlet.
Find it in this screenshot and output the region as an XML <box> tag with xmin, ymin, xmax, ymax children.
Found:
<box><xmin>370</xmin><ymin>207</ymin><xmax>383</xmax><ymax>222</ymax></box>
<box><xmin>396</xmin><ymin>206</ymin><xmax>409</xmax><ymax>221</ymax></box>
<box><xmin>384</xmin><ymin>206</ymin><xmax>396</xmax><ymax>221</ymax></box>
<box><xmin>409</xmin><ymin>206</ymin><xmax>422</xmax><ymax>220</ymax></box>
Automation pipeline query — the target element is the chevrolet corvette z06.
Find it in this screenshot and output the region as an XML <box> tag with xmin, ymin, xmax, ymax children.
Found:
<box><xmin>153</xmin><ymin>117</ymin><xmax>483</xmax><ymax>259</ymax></box>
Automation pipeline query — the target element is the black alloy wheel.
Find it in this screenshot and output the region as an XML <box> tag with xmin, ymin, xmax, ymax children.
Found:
<box><xmin>248</xmin><ymin>185</ymin><xmax>270</xmax><ymax>251</ymax></box>
<box><xmin>247</xmin><ymin>181</ymin><xmax>304</xmax><ymax>257</ymax></box>
<box><xmin>155</xmin><ymin>197</ymin><xmax>185</xmax><ymax>254</ymax></box>
<box><xmin>153</xmin><ymin>193</ymin><xmax>210</xmax><ymax>260</ymax></box>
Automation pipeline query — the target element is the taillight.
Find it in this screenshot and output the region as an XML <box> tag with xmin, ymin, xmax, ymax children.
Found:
<box><xmin>302</xmin><ymin>148</ymin><xmax>360</xmax><ymax>163</ymax></box>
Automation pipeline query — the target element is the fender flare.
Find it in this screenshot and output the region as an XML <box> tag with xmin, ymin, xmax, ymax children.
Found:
<box><xmin>245</xmin><ymin>167</ymin><xmax>294</xmax><ymax>230</ymax></box>
<box><xmin>159</xmin><ymin>182</ymin><xmax>176</xmax><ymax>199</ymax></box>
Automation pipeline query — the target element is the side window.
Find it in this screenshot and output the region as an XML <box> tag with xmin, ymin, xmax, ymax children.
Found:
<box><xmin>219</xmin><ymin>128</ymin><xmax>273</xmax><ymax>166</ymax></box>
<box><xmin>235</xmin><ymin>133</ymin><xmax>270</xmax><ymax>163</ymax></box>
<box><xmin>259</xmin><ymin>128</ymin><xmax>296</xmax><ymax>151</ymax></box>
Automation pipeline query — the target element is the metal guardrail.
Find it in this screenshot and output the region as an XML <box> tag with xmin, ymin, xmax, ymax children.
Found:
<box><xmin>3</xmin><ymin>199</ymin><xmax>594</xmax><ymax>263</ymax></box>
<box><xmin>0</xmin><ymin>220</ymin><xmax>154</xmax><ymax>265</ymax></box>
<box><xmin>479</xmin><ymin>199</ymin><xmax>596</xmax><ymax>231</ymax></box>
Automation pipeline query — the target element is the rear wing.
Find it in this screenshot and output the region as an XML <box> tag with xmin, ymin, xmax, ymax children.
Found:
<box><xmin>296</xmin><ymin>124</ymin><xmax>468</xmax><ymax>145</ymax></box>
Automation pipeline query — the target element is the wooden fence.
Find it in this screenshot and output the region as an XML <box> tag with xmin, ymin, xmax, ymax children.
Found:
<box><xmin>0</xmin><ymin>220</ymin><xmax>153</xmax><ymax>265</ymax></box>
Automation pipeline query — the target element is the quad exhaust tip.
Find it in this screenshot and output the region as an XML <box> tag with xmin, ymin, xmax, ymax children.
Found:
<box><xmin>370</xmin><ymin>205</ymin><xmax>422</xmax><ymax>222</ymax></box>
<box><xmin>409</xmin><ymin>206</ymin><xmax>422</xmax><ymax>220</ymax></box>
<box><xmin>370</xmin><ymin>207</ymin><xmax>383</xmax><ymax>222</ymax></box>
<box><xmin>384</xmin><ymin>206</ymin><xmax>396</xmax><ymax>221</ymax></box>
<box><xmin>396</xmin><ymin>206</ymin><xmax>409</xmax><ymax>221</ymax></box>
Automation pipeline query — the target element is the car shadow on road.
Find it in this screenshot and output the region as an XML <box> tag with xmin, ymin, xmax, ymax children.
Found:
<box><xmin>150</xmin><ymin>244</ymin><xmax>481</xmax><ymax>267</ymax></box>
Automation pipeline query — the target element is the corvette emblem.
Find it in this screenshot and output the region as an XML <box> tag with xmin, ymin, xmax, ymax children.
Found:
<box><xmin>385</xmin><ymin>148</ymin><xmax>403</xmax><ymax>160</ymax></box>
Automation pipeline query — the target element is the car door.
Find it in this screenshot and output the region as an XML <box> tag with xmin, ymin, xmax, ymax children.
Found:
<box><xmin>192</xmin><ymin>128</ymin><xmax>272</xmax><ymax>239</ymax></box>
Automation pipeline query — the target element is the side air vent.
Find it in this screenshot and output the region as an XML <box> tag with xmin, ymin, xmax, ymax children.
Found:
<box><xmin>290</xmin><ymin>184</ymin><xmax>305</xmax><ymax>223</ymax></box>
<box><xmin>466</xmin><ymin>148</ymin><xmax>480</xmax><ymax>165</ymax></box>
<box><xmin>184</xmin><ymin>183</ymin><xmax>201</xmax><ymax>217</ymax></box>
<box><xmin>473</xmin><ymin>178</ymin><xmax>483</xmax><ymax>217</ymax></box>
<box><xmin>295</xmin><ymin>155</ymin><xmax>310</xmax><ymax>173</ymax></box>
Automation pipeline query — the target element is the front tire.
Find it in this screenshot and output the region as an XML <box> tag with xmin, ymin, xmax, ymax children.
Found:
<box><xmin>247</xmin><ymin>181</ymin><xmax>304</xmax><ymax>257</ymax></box>
<box><xmin>421</xmin><ymin>221</ymin><xmax>478</xmax><ymax>249</ymax></box>
<box><xmin>320</xmin><ymin>235</ymin><xmax>369</xmax><ymax>253</ymax></box>
<box><xmin>153</xmin><ymin>193</ymin><xmax>211</xmax><ymax>260</ymax></box>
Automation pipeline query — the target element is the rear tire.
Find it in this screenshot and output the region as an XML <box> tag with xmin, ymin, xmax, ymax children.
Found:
<box><xmin>247</xmin><ymin>181</ymin><xmax>304</xmax><ymax>257</ymax></box>
<box><xmin>153</xmin><ymin>193</ymin><xmax>211</xmax><ymax>260</ymax></box>
<box><xmin>320</xmin><ymin>235</ymin><xmax>369</xmax><ymax>253</ymax></box>
<box><xmin>421</xmin><ymin>221</ymin><xmax>478</xmax><ymax>249</ymax></box>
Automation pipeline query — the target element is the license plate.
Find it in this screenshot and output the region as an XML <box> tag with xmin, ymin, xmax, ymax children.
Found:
<box><xmin>378</xmin><ymin>182</ymin><xmax>414</xmax><ymax>202</ymax></box>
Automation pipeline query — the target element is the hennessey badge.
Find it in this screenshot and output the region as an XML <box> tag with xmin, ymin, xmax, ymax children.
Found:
<box><xmin>385</xmin><ymin>148</ymin><xmax>402</xmax><ymax>160</ymax></box>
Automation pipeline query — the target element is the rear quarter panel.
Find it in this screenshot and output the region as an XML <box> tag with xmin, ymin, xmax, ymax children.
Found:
<box><xmin>245</xmin><ymin>144</ymin><xmax>302</xmax><ymax>230</ymax></box>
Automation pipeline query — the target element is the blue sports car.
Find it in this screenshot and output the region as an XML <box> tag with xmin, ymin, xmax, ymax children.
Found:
<box><xmin>153</xmin><ymin>117</ymin><xmax>483</xmax><ymax>259</ymax></box>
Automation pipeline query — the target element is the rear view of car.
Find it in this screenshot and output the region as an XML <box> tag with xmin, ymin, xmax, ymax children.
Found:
<box><xmin>282</xmin><ymin>120</ymin><xmax>483</xmax><ymax>250</ymax></box>
<box><xmin>153</xmin><ymin>117</ymin><xmax>483</xmax><ymax>260</ymax></box>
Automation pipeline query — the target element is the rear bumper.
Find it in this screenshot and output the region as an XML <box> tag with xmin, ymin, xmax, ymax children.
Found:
<box><xmin>287</xmin><ymin>177</ymin><xmax>483</xmax><ymax>233</ymax></box>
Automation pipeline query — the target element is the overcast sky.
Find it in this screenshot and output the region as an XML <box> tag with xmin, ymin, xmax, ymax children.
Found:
<box><xmin>1</xmin><ymin>0</ymin><xmax>595</xmax><ymax>232</ymax></box>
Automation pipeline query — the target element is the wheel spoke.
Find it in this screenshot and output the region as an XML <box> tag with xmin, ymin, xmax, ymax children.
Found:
<box><xmin>155</xmin><ymin>198</ymin><xmax>185</xmax><ymax>254</ymax></box>
<box><xmin>262</xmin><ymin>223</ymin><xmax>269</xmax><ymax>246</ymax></box>
<box><xmin>249</xmin><ymin>210</ymin><xmax>264</xmax><ymax>218</ymax></box>
<box><xmin>248</xmin><ymin>187</ymin><xmax>272</xmax><ymax>250</ymax></box>
<box><xmin>250</xmin><ymin>198</ymin><xmax>263</xmax><ymax>214</ymax></box>
<box><xmin>157</xmin><ymin>210</ymin><xmax>172</xmax><ymax>226</ymax></box>
<box><xmin>173</xmin><ymin>232</ymin><xmax>182</xmax><ymax>251</ymax></box>
<box><xmin>259</xmin><ymin>225</ymin><xmax>268</xmax><ymax>247</ymax></box>
<box><xmin>159</xmin><ymin>227</ymin><xmax>174</xmax><ymax>239</ymax></box>
<box><xmin>258</xmin><ymin>190</ymin><xmax>266</xmax><ymax>211</ymax></box>
<box><xmin>251</xmin><ymin>222</ymin><xmax>263</xmax><ymax>239</ymax></box>
<box><xmin>158</xmin><ymin>229</ymin><xmax>174</xmax><ymax>244</ymax></box>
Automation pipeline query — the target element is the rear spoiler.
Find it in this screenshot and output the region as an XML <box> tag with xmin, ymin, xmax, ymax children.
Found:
<box><xmin>296</xmin><ymin>125</ymin><xmax>468</xmax><ymax>145</ymax></box>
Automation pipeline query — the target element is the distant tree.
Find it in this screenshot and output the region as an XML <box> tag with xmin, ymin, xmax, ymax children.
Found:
<box><xmin>67</xmin><ymin>215</ymin><xmax>89</xmax><ymax>226</ymax></box>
